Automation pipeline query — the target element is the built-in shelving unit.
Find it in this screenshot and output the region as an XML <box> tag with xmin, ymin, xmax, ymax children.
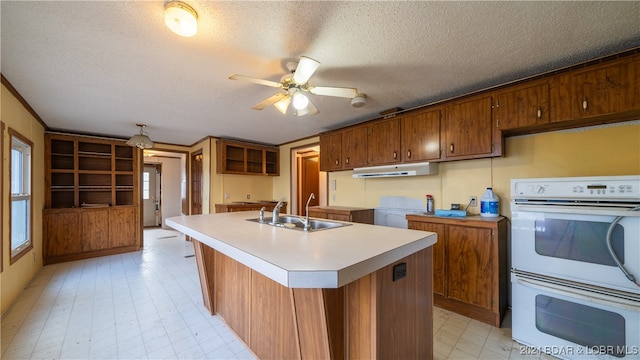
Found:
<box><xmin>44</xmin><ymin>133</ymin><xmax>140</xmax><ymax>264</ymax></box>
<box><xmin>216</xmin><ymin>139</ymin><xmax>279</xmax><ymax>176</ymax></box>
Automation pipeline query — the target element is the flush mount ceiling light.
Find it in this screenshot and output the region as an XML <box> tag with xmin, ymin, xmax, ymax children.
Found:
<box><xmin>126</xmin><ymin>124</ymin><xmax>154</xmax><ymax>149</ymax></box>
<box><xmin>351</xmin><ymin>93</ymin><xmax>367</xmax><ymax>108</ymax></box>
<box><xmin>164</xmin><ymin>1</ymin><xmax>198</xmax><ymax>37</ymax></box>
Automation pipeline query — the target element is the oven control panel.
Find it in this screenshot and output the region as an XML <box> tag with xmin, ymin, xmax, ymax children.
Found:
<box><xmin>511</xmin><ymin>175</ymin><xmax>640</xmax><ymax>201</ymax></box>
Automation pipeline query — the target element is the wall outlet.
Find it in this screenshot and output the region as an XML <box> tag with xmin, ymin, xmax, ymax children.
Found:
<box><xmin>469</xmin><ymin>196</ymin><xmax>478</xmax><ymax>207</ymax></box>
<box><xmin>224</xmin><ymin>193</ymin><xmax>230</xmax><ymax>199</ymax></box>
<box><xmin>246</xmin><ymin>194</ymin><xmax>251</xmax><ymax>199</ymax></box>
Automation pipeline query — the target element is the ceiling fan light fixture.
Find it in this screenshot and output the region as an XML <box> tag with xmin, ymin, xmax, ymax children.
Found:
<box><xmin>274</xmin><ymin>97</ymin><xmax>291</xmax><ymax>114</ymax></box>
<box><xmin>126</xmin><ymin>124</ymin><xmax>154</xmax><ymax>149</ymax></box>
<box><xmin>164</xmin><ymin>1</ymin><xmax>198</xmax><ymax>37</ymax></box>
<box><xmin>292</xmin><ymin>92</ymin><xmax>310</xmax><ymax>110</ymax></box>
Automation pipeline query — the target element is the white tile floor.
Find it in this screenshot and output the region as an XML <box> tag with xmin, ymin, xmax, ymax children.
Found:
<box><xmin>1</xmin><ymin>229</ymin><xmax>551</xmax><ymax>360</ymax></box>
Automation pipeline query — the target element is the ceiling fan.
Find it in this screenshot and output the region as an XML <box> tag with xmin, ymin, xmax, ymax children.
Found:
<box><xmin>229</xmin><ymin>56</ymin><xmax>360</xmax><ymax>116</ymax></box>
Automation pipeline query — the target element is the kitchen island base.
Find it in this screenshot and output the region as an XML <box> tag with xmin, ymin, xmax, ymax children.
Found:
<box><xmin>193</xmin><ymin>239</ymin><xmax>433</xmax><ymax>359</ymax></box>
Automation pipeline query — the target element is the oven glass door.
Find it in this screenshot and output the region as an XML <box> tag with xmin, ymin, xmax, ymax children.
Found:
<box><xmin>512</xmin><ymin>208</ymin><xmax>640</xmax><ymax>293</ymax></box>
<box><xmin>512</xmin><ymin>274</ymin><xmax>640</xmax><ymax>360</ymax></box>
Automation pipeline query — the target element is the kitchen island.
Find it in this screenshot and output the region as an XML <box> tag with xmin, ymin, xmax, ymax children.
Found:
<box><xmin>166</xmin><ymin>211</ymin><xmax>437</xmax><ymax>359</ymax></box>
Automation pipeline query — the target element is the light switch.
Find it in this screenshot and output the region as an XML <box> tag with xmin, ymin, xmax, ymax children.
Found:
<box><xmin>331</xmin><ymin>179</ymin><xmax>337</xmax><ymax>190</ymax></box>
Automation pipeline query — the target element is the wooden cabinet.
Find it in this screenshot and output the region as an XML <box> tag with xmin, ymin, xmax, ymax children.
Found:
<box><xmin>319</xmin><ymin>125</ymin><xmax>367</xmax><ymax>171</ymax></box>
<box><xmin>494</xmin><ymin>80</ymin><xmax>550</xmax><ymax>130</ymax></box>
<box><xmin>367</xmin><ymin>117</ymin><xmax>401</xmax><ymax>165</ymax></box>
<box><xmin>217</xmin><ymin>139</ymin><xmax>279</xmax><ymax>176</ymax></box>
<box><xmin>401</xmin><ymin>108</ymin><xmax>442</xmax><ymax>162</ymax></box>
<box><xmin>407</xmin><ymin>215</ymin><xmax>508</xmax><ymax>327</ymax></box>
<box><xmin>44</xmin><ymin>133</ymin><xmax>141</xmax><ymax>265</ymax></box>
<box><xmin>444</xmin><ymin>94</ymin><xmax>496</xmax><ymax>160</ymax></box>
<box><xmin>319</xmin><ymin>131</ymin><xmax>343</xmax><ymax>171</ymax></box>
<box><xmin>307</xmin><ymin>206</ymin><xmax>374</xmax><ymax>224</ymax></box>
<box><xmin>215</xmin><ymin>202</ymin><xmax>286</xmax><ymax>213</ymax></box>
<box><xmin>571</xmin><ymin>56</ymin><xmax>640</xmax><ymax>119</ymax></box>
<box><xmin>43</xmin><ymin>206</ymin><xmax>140</xmax><ymax>264</ymax></box>
<box><xmin>342</xmin><ymin>125</ymin><xmax>368</xmax><ymax>168</ymax></box>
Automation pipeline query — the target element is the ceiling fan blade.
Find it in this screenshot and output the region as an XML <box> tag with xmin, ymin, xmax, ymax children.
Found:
<box><xmin>274</xmin><ymin>96</ymin><xmax>291</xmax><ymax>114</ymax></box>
<box><xmin>292</xmin><ymin>56</ymin><xmax>320</xmax><ymax>84</ymax></box>
<box><xmin>252</xmin><ymin>93</ymin><xmax>288</xmax><ymax>110</ymax></box>
<box><xmin>294</xmin><ymin>98</ymin><xmax>319</xmax><ymax>116</ymax></box>
<box><xmin>309</xmin><ymin>86</ymin><xmax>358</xmax><ymax>98</ymax></box>
<box><xmin>229</xmin><ymin>74</ymin><xmax>282</xmax><ymax>88</ymax></box>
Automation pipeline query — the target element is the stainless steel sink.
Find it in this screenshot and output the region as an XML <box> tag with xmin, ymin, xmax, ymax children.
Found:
<box><xmin>246</xmin><ymin>215</ymin><xmax>351</xmax><ymax>232</ymax></box>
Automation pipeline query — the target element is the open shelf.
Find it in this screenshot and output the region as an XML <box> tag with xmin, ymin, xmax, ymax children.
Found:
<box><xmin>46</xmin><ymin>133</ymin><xmax>139</xmax><ymax>208</ymax></box>
<box><xmin>217</xmin><ymin>139</ymin><xmax>279</xmax><ymax>176</ymax></box>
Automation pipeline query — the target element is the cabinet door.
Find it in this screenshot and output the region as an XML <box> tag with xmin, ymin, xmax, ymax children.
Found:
<box><xmin>367</xmin><ymin>117</ymin><xmax>401</xmax><ymax>165</ymax></box>
<box><xmin>110</xmin><ymin>207</ymin><xmax>139</xmax><ymax>248</ymax></box>
<box><xmin>494</xmin><ymin>81</ymin><xmax>549</xmax><ymax>130</ymax></box>
<box><xmin>319</xmin><ymin>132</ymin><xmax>343</xmax><ymax>171</ymax></box>
<box><xmin>571</xmin><ymin>57</ymin><xmax>640</xmax><ymax>118</ymax></box>
<box><xmin>401</xmin><ymin>109</ymin><xmax>441</xmax><ymax>162</ymax></box>
<box><xmin>44</xmin><ymin>211</ymin><xmax>82</xmax><ymax>256</ymax></box>
<box><xmin>82</xmin><ymin>208</ymin><xmax>110</xmax><ymax>251</ymax></box>
<box><xmin>408</xmin><ymin>221</ymin><xmax>445</xmax><ymax>297</ymax></box>
<box><xmin>445</xmin><ymin>225</ymin><xmax>493</xmax><ymax>310</ymax></box>
<box><xmin>444</xmin><ymin>95</ymin><xmax>493</xmax><ymax>159</ymax></box>
<box><xmin>342</xmin><ymin>125</ymin><xmax>368</xmax><ymax>169</ymax></box>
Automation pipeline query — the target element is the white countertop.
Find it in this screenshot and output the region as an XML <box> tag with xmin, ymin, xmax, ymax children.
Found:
<box><xmin>166</xmin><ymin>211</ymin><xmax>437</xmax><ymax>288</ymax></box>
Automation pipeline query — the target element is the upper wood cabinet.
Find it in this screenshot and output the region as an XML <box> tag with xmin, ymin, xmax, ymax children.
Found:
<box><xmin>444</xmin><ymin>94</ymin><xmax>495</xmax><ymax>160</ymax></box>
<box><xmin>494</xmin><ymin>80</ymin><xmax>550</xmax><ymax>130</ymax></box>
<box><xmin>367</xmin><ymin>117</ymin><xmax>401</xmax><ymax>165</ymax></box>
<box><xmin>217</xmin><ymin>139</ymin><xmax>279</xmax><ymax>176</ymax></box>
<box><xmin>401</xmin><ymin>108</ymin><xmax>442</xmax><ymax>162</ymax></box>
<box><xmin>319</xmin><ymin>131</ymin><xmax>343</xmax><ymax>171</ymax></box>
<box><xmin>342</xmin><ymin>125</ymin><xmax>368</xmax><ymax>168</ymax></box>
<box><xmin>571</xmin><ymin>56</ymin><xmax>640</xmax><ymax>119</ymax></box>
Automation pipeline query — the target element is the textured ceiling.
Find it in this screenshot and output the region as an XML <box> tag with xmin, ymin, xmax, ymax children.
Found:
<box><xmin>2</xmin><ymin>1</ymin><xmax>639</xmax><ymax>146</ymax></box>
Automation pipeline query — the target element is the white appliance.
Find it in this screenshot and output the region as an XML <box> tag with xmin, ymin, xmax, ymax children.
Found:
<box><xmin>511</xmin><ymin>175</ymin><xmax>640</xmax><ymax>360</ymax></box>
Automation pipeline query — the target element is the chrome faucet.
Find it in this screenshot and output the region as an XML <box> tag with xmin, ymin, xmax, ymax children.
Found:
<box><xmin>272</xmin><ymin>197</ymin><xmax>286</xmax><ymax>224</ymax></box>
<box><xmin>301</xmin><ymin>193</ymin><xmax>315</xmax><ymax>231</ymax></box>
<box><xmin>258</xmin><ymin>206</ymin><xmax>266</xmax><ymax>223</ymax></box>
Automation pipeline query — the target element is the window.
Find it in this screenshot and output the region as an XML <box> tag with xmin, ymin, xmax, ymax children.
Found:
<box><xmin>143</xmin><ymin>171</ymin><xmax>150</xmax><ymax>200</ymax></box>
<box><xmin>9</xmin><ymin>129</ymin><xmax>33</xmax><ymax>263</ymax></box>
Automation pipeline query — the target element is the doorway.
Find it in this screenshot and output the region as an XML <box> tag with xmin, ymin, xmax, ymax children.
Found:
<box><xmin>291</xmin><ymin>144</ymin><xmax>326</xmax><ymax>215</ymax></box>
<box><xmin>143</xmin><ymin>164</ymin><xmax>161</xmax><ymax>227</ymax></box>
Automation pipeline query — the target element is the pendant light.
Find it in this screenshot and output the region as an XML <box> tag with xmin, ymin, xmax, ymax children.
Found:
<box><xmin>164</xmin><ymin>1</ymin><xmax>198</xmax><ymax>37</ymax></box>
<box><xmin>126</xmin><ymin>124</ymin><xmax>154</xmax><ymax>149</ymax></box>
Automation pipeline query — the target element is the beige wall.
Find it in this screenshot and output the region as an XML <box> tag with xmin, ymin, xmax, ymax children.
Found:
<box><xmin>1</xmin><ymin>84</ymin><xmax>46</xmax><ymax>314</ymax></box>
<box><xmin>323</xmin><ymin>121</ymin><xmax>640</xmax><ymax>216</ymax></box>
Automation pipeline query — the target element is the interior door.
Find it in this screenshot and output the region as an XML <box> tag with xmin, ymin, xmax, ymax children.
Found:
<box><xmin>298</xmin><ymin>154</ymin><xmax>320</xmax><ymax>215</ymax></box>
<box><xmin>143</xmin><ymin>165</ymin><xmax>161</xmax><ymax>227</ymax></box>
<box><xmin>191</xmin><ymin>151</ymin><xmax>203</xmax><ymax>215</ymax></box>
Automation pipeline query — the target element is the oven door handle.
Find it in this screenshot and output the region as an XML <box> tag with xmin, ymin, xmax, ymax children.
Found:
<box><xmin>515</xmin><ymin>275</ymin><xmax>640</xmax><ymax>311</ymax></box>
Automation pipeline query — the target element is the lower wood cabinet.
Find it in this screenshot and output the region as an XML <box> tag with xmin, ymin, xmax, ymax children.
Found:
<box><xmin>307</xmin><ymin>206</ymin><xmax>374</xmax><ymax>224</ymax></box>
<box><xmin>43</xmin><ymin>206</ymin><xmax>140</xmax><ymax>264</ymax></box>
<box><xmin>407</xmin><ymin>214</ymin><xmax>508</xmax><ymax>327</ymax></box>
<box><xmin>215</xmin><ymin>202</ymin><xmax>286</xmax><ymax>213</ymax></box>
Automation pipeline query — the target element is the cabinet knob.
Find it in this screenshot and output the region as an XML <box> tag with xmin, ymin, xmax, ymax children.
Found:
<box><xmin>393</xmin><ymin>151</ymin><xmax>397</xmax><ymax>159</ymax></box>
<box><xmin>346</xmin><ymin>157</ymin><xmax>350</xmax><ymax>165</ymax></box>
<box><xmin>407</xmin><ymin>150</ymin><xmax>412</xmax><ymax>158</ymax></box>
<box><xmin>582</xmin><ymin>97</ymin><xmax>588</xmax><ymax>112</ymax></box>
<box><xmin>537</xmin><ymin>107</ymin><xmax>542</xmax><ymax>119</ymax></box>
<box><xmin>450</xmin><ymin>144</ymin><xmax>454</xmax><ymax>153</ymax></box>
<box><xmin>335</xmin><ymin>159</ymin><xmax>339</xmax><ymax>165</ymax></box>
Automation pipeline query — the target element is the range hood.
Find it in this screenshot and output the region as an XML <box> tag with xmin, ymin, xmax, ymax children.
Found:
<box><xmin>352</xmin><ymin>162</ymin><xmax>438</xmax><ymax>178</ymax></box>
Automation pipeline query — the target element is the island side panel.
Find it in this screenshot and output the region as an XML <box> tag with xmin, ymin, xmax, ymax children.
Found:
<box><xmin>192</xmin><ymin>240</ymin><xmax>216</xmax><ymax>314</ymax></box>
<box><xmin>291</xmin><ymin>289</ymin><xmax>334</xmax><ymax>359</ymax></box>
<box><xmin>250</xmin><ymin>271</ymin><xmax>301</xmax><ymax>359</ymax></box>
<box><xmin>376</xmin><ymin>246</ymin><xmax>433</xmax><ymax>359</ymax></box>
<box><xmin>215</xmin><ymin>251</ymin><xmax>252</xmax><ymax>344</ymax></box>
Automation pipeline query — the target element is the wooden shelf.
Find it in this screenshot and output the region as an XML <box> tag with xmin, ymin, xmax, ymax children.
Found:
<box><xmin>44</xmin><ymin>133</ymin><xmax>141</xmax><ymax>265</ymax></box>
<box><xmin>216</xmin><ymin>139</ymin><xmax>279</xmax><ymax>176</ymax></box>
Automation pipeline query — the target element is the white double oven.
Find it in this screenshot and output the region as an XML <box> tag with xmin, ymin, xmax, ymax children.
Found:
<box><xmin>511</xmin><ymin>176</ymin><xmax>640</xmax><ymax>360</ymax></box>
